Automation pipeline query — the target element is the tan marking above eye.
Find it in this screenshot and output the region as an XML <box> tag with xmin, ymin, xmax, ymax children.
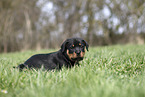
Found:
<box><xmin>72</xmin><ymin>45</ymin><xmax>74</xmax><ymax>47</ymax></box>
<box><xmin>79</xmin><ymin>43</ymin><xmax>81</xmax><ymax>45</ymax></box>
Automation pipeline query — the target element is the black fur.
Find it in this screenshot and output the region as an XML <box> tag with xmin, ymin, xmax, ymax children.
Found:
<box><xmin>14</xmin><ymin>38</ymin><xmax>89</xmax><ymax>71</ymax></box>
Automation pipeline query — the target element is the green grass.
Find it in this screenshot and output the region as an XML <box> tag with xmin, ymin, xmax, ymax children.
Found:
<box><xmin>0</xmin><ymin>45</ymin><xmax>145</xmax><ymax>97</ymax></box>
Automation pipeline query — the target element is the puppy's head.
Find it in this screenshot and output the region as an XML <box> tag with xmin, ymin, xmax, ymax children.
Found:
<box><xmin>61</xmin><ymin>38</ymin><xmax>89</xmax><ymax>61</ymax></box>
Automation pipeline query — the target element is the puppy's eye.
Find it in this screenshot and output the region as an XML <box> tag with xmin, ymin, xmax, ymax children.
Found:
<box><xmin>70</xmin><ymin>45</ymin><xmax>74</xmax><ymax>49</ymax></box>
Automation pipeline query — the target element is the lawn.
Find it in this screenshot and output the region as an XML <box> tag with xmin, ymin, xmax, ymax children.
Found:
<box><xmin>0</xmin><ymin>45</ymin><xmax>145</xmax><ymax>97</ymax></box>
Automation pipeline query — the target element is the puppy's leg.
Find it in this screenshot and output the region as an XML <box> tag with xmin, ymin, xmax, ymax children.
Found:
<box><xmin>13</xmin><ymin>64</ymin><xmax>27</xmax><ymax>71</ymax></box>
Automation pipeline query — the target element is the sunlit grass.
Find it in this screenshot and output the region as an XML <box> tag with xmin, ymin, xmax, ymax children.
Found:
<box><xmin>0</xmin><ymin>45</ymin><xmax>145</xmax><ymax>97</ymax></box>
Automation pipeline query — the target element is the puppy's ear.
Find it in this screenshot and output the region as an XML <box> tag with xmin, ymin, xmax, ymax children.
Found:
<box><xmin>82</xmin><ymin>40</ymin><xmax>89</xmax><ymax>51</ymax></box>
<box><xmin>61</xmin><ymin>39</ymin><xmax>69</xmax><ymax>53</ymax></box>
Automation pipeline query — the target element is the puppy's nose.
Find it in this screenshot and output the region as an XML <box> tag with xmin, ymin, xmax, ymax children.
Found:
<box><xmin>76</xmin><ymin>51</ymin><xmax>81</xmax><ymax>56</ymax></box>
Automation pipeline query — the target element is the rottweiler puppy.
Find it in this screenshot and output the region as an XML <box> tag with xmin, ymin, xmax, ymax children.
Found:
<box><xmin>15</xmin><ymin>38</ymin><xmax>89</xmax><ymax>71</ymax></box>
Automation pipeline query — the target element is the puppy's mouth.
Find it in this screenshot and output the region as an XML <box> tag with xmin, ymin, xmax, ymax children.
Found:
<box><xmin>71</xmin><ymin>57</ymin><xmax>84</xmax><ymax>61</ymax></box>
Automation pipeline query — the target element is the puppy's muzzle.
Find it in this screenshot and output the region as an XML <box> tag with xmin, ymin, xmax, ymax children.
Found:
<box><xmin>75</xmin><ymin>51</ymin><xmax>81</xmax><ymax>56</ymax></box>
